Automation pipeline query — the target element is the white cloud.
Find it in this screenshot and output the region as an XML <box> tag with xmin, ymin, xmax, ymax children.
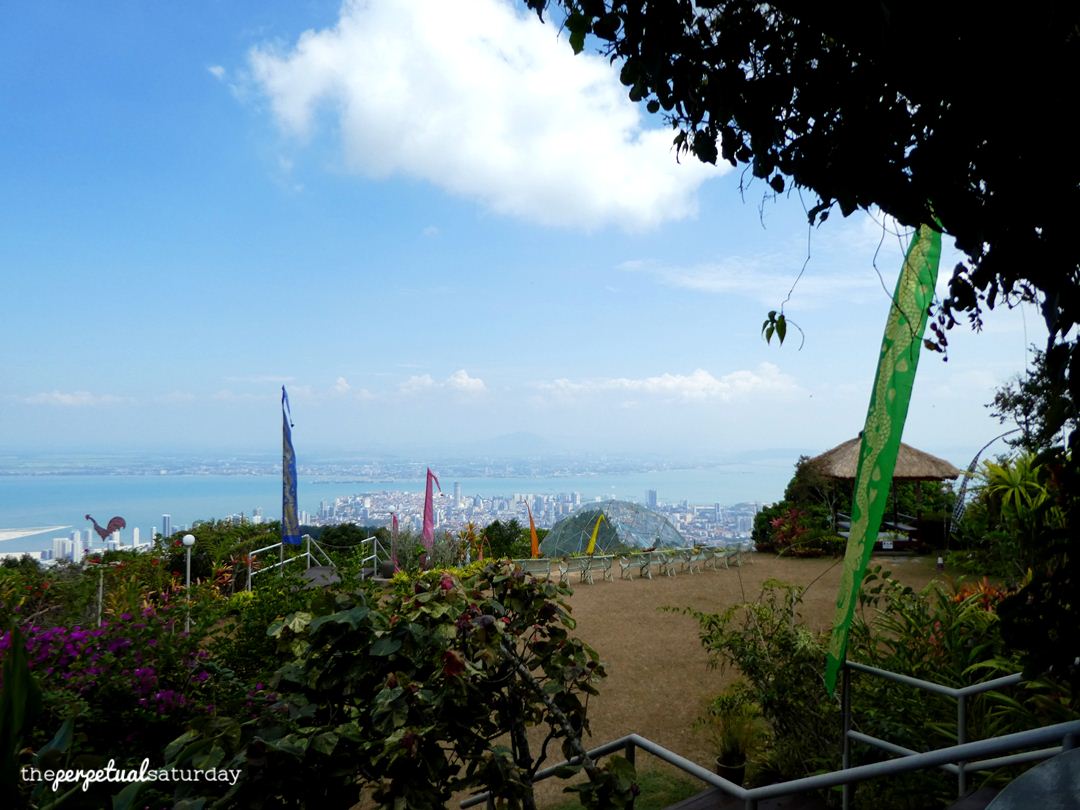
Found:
<box><xmin>422</xmin><ymin>225</ymin><xmax>439</xmax><ymax>238</ymax></box>
<box><xmin>622</xmin><ymin>256</ymin><xmax>882</xmax><ymax>307</ymax></box>
<box><xmin>619</xmin><ymin>211</ymin><xmax>931</xmax><ymax>308</ymax></box>
<box><xmin>22</xmin><ymin>391</ymin><xmax>129</xmax><ymax>407</ymax></box>
<box><xmin>447</xmin><ymin>369</ymin><xmax>487</xmax><ymax>393</ymax></box>
<box><xmin>399</xmin><ymin>370</ymin><xmax>487</xmax><ymax>396</ymax></box>
<box><xmin>538</xmin><ymin>364</ymin><xmax>799</xmax><ymax>402</ymax></box>
<box><xmin>207</xmin><ymin>64</ymin><xmax>226</xmax><ymax>80</ymax></box>
<box><xmin>247</xmin><ymin>0</ymin><xmax>724</xmax><ymax>230</ymax></box>
<box><xmin>399</xmin><ymin>374</ymin><xmax>437</xmax><ymax>395</ymax></box>
<box><xmin>329</xmin><ymin>376</ymin><xmax>374</xmax><ymax>401</ymax></box>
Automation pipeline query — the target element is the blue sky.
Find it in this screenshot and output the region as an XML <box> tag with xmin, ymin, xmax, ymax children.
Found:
<box><xmin>0</xmin><ymin>0</ymin><xmax>1043</xmax><ymax>465</ymax></box>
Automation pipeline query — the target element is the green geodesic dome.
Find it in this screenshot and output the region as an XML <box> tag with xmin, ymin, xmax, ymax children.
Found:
<box><xmin>539</xmin><ymin>500</ymin><xmax>687</xmax><ymax>557</ymax></box>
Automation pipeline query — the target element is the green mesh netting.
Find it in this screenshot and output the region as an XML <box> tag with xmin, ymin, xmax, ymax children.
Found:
<box><xmin>539</xmin><ymin>500</ymin><xmax>687</xmax><ymax>557</ymax></box>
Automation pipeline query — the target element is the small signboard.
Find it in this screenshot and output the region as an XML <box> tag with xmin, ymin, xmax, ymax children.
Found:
<box><xmin>882</xmin><ymin>539</ymin><xmax>894</xmax><ymax>550</ymax></box>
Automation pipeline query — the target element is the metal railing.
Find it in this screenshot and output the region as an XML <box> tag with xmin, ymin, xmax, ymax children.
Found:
<box><xmin>246</xmin><ymin>534</ymin><xmax>336</xmax><ymax>590</ymax></box>
<box><xmin>354</xmin><ymin>535</ymin><xmax>388</xmax><ymax>579</ymax></box>
<box><xmin>840</xmin><ymin>660</ymin><xmax>1058</xmax><ymax>807</ymax></box>
<box><xmin>460</xmin><ymin>660</ymin><xmax>1080</xmax><ymax>810</ymax></box>
<box><xmin>461</xmin><ymin>721</ymin><xmax>1080</xmax><ymax>810</ymax></box>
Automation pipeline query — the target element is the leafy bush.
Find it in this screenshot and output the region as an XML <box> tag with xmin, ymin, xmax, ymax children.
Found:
<box><xmin>678</xmin><ymin>580</ymin><xmax>840</xmax><ymax>784</ymax></box>
<box><xmin>142</xmin><ymin>562</ymin><xmax>635</xmax><ymax>809</ymax></box>
<box><xmin>682</xmin><ymin>569</ymin><xmax>1076</xmax><ymax>808</ymax></box>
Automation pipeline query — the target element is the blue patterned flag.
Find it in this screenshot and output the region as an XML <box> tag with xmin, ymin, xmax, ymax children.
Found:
<box><xmin>282</xmin><ymin>386</ymin><xmax>301</xmax><ymax>545</ymax></box>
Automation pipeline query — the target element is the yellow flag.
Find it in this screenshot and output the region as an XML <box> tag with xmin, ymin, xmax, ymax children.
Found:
<box><xmin>586</xmin><ymin>514</ymin><xmax>605</xmax><ymax>555</ymax></box>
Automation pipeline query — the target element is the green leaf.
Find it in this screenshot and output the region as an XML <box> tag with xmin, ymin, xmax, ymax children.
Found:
<box><xmin>371</xmin><ymin>636</ymin><xmax>402</xmax><ymax>656</ymax></box>
<box><xmin>37</xmin><ymin>717</ymin><xmax>74</xmax><ymax>757</ymax></box>
<box><xmin>311</xmin><ymin>731</ymin><xmax>339</xmax><ymax>756</ymax></box>
<box><xmin>163</xmin><ymin>730</ymin><xmax>200</xmax><ymax>763</ymax></box>
<box><xmin>264</xmin><ymin>734</ymin><xmax>308</xmax><ymax>757</ymax></box>
<box><xmin>284</xmin><ymin>611</ymin><xmax>313</xmax><ymax>633</ymax></box>
<box><xmin>776</xmin><ymin>314</ymin><xmax>787</xmax><ymax>344</ymax></box>
<box><xmin>310</xmin><ymin>605</ymin><xmax>370</xmax><ymax>632</ymax></box>
<box><xmin>569</xmin><ymin>26</ymin><xmax>586</xmax><ymax>54</ymax></box>
<box><xmin>192</xmin><ymin>744</ymin><xmax>225</xmax><ymax>770</ymax></box>
<box><xmin>111</xmin><ymin>780</ymin><xmax>144</xmax><ymax>810</ymax></box>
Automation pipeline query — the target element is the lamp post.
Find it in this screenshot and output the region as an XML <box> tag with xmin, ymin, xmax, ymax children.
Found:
<box><xmin>182</xmin><ymin>533</ymin><xmax>195</xmax><ymax>633</ymax></box>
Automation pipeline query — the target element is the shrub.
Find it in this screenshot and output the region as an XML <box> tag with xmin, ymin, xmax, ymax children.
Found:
<box><xmin>143</xmin><ymin>563</ymin><xmax>636</xmax><ymax>809</ymax></box>
<box><xmin>682</xmin><ymin>569</ymin><xmax>1076</xmax><ymax>808</ymax></box>
<box><xmin>678</xmin><ymin>580</ymin><xmax>840</xmax><ymax>783</ymax></box>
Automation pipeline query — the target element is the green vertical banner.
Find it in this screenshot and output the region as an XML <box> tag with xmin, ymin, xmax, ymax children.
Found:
<box><xmin>824</xmin><ymin>224</ymin><xmax>941</xmax><ymax>693</ymax></box>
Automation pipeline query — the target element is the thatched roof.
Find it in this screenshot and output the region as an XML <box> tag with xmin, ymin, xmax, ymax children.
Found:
<box><xmin>808</xmin><ymin>437</ymin><xmax>962</xmax><ymax>480</ymax></box>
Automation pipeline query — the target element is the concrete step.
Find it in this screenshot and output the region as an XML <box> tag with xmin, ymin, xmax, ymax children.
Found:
<box><xmin>300</xmin><ymin>565</ymin><xmax>341</xmax><ymax>587</ymax></box>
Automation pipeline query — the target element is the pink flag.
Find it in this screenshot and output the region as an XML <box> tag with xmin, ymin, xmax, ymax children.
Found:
<box><xmin>391</xmin><ymin>512</ymin><xmax>399</xmax><ymax>571</ymax></box>
<box><xmin>422</xmin><ymin>468</ymin><xmax>441</xmax><ymax>549</ymax></box>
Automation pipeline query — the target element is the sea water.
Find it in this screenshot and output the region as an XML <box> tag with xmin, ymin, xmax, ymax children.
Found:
<box><xmin>0</xmin><ymin>461</ymin><xmax>791</xmax><ymax>552</ymax></box>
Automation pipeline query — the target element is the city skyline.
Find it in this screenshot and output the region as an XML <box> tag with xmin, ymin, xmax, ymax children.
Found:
<box><xmin>0</xmin><ymin>478</ymin><xmax>764</xmax><ymax>558</ymax></box>
<box><xmin>1</xmin><ymin>1</ymin><xmax>1043</xmax><ymax>467</ymax></box>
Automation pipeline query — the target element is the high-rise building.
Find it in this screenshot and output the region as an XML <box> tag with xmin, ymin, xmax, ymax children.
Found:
<box><xmin>132</xmin><ymin>527</ymin><xmax>141</xmax><ymax>547</ymax></box>
<box><xmin>646</xmin><ymin>489</ymin><xmax>658</xmax><ymax>509</ymax></box>
<box><xmin>453</xmin><ymin>482</ymin><xmax>462</xmax><ymax>503</ymax></box>
<box><xmin>53</xmin><ymin>537</ymin><xmax>70</xmax><ymax>561</ymax></box>
<box><xmin>162</xmin><ymin>514</ymin><xmax>172</xmax><ymax>539</ymax></box>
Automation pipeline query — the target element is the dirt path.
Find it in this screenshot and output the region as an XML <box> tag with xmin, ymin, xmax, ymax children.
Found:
<box><xmin>529</xmin><ymin>552</ymin><xmax>939</xmax><ymax>806</ymax></box>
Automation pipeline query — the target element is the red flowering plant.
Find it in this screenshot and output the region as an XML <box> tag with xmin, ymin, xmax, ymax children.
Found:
<box><xmin>763</xmin><ymin>506</ymin><xmax>842</xmax><ymax>557</ymax></box>
<box><xmin>952</xmin><ymin>576</ymin><xmax>1014</xmax><ymax>612</ymax></box>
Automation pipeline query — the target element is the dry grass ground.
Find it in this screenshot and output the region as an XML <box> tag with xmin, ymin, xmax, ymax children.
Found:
<box><xmin>528</xmin><ymin>552</ymin><xmax>940</xmax><ymax>807</ymax></box>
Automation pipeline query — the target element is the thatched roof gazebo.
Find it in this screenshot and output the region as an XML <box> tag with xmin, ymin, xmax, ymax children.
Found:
<box><xmin>807</xmin><ymin>436</ymin><xmax>962</xmax><ymax>481</ymax></box>
<box><xmin>807</xmin><ymin>436</ymin><xmax>961</xmax><ymax>549</ymax></box>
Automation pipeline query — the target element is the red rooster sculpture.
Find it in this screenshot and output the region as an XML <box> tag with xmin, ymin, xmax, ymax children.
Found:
<box><xmin>86</xmin><ymin>514</ymin><xmax>127</xmax><ymax>542</ymax></box>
